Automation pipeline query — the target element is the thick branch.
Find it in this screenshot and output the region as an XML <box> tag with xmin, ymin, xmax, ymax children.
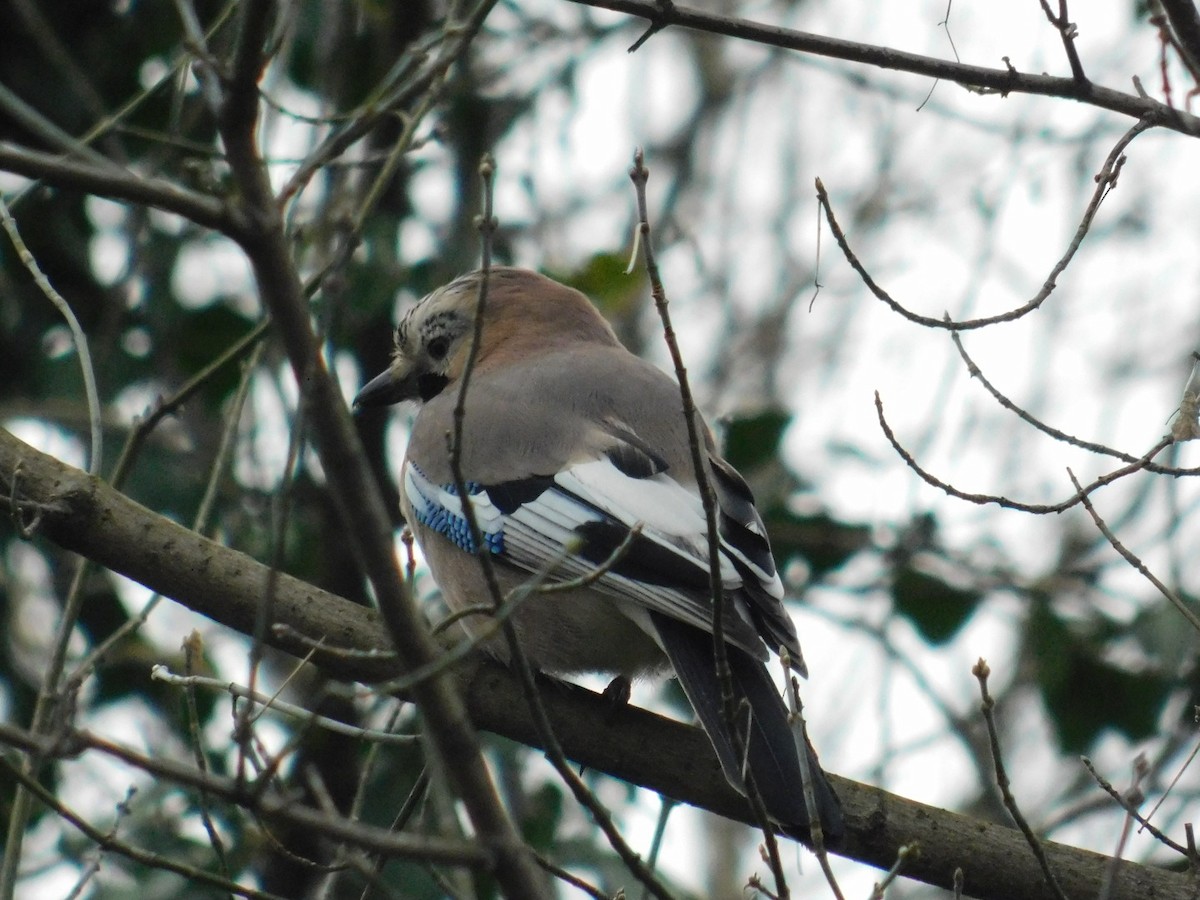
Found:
<box><xmin>0</xmin><ymin>142</ymin><xmax>242</xmax><ymax>236</ymax></box>
<box><xmin>214</xmin><ymin>4</ymin><xmax>547</xmax><ymax>895</ymax></box>
<box><xmin>565</xmin><ymin>0</ymin><xmax>1200</xmax><ymax>137</ymax></box>
<box><xmin>0</xmin><ymin>723</ymin><xmax>493</xmax><ymax>869</ymax></box>
<box><xmin>0</xmin><ymin>427</ymin><xmax>1194</xmax><ymax>900</ymax></box>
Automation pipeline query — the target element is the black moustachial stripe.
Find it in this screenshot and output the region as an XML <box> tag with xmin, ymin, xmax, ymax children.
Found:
<box><xmin>416</xmin><ymin>373</ymin><xmax>450</xmax><ymax>401</ymax></box>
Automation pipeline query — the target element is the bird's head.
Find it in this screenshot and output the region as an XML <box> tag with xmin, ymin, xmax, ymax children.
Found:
<box><xmin>353</xmin><ymin>267</ymin><xmax>619</xmax><ymax>409</ymax></box>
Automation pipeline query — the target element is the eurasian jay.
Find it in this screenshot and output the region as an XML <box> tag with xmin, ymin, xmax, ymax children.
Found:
<box><xmin>354</xmin><ymin>267</ymin><xmax>844</xmax><ymax>841</ymax></box>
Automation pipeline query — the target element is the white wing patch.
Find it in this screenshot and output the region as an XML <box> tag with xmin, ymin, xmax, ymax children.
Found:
<box><xmin>556</xmin><ymin>460</ymin><xmax>743</xmax><ymax>588</ymax></box>
<box><xmin>404</xmin><ymin>455</ymin><xmax>781</xmax><ymax>657</ymax></box>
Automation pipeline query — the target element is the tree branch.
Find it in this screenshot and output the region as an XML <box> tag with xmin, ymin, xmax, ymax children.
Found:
<box><xmin>213</xmin><ymin>4</ymin><xmax>547</xmax><ymax>894</ymax></box>
<box><xmin>0</xmin><ymin>723</ymin><xmax>494</xmax><ymax>870</ymax></box>
<box><xmin>0</xmin><ymin>427</ymin><xmax>1195</xmax><ymax>899</ymax></box>
<box><xmin>814</xmin><ymin>116</ymin><xmax>1152</xmax><ymax>332</ymax></box>
<box><xmin>564</xmin><ymin>0</ymin><xmax>1200</xmax><ymax>137</ymax></box>
<box><xmin>0</xmin><ymin>142</ymin><xmax>242</xmax><ymax>236</ymax></box>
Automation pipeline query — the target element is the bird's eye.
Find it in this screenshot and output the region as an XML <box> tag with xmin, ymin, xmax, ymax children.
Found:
<box><xmin>427</xmin><ymin>335</ymin><xmax>450</xmax><ymax>361</ymax></box>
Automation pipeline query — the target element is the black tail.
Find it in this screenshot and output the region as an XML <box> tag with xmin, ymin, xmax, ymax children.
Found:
<box><xmin>651</xmin><ymin>612</ymin><xmax>844</xmax><ymax>843</ymax></box>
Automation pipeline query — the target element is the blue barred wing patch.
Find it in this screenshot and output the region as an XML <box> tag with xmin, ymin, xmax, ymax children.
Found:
<box><xmin>404</xmin><ymin>462</ymin><xmax>506</xmax><ymax>555</ymax></box>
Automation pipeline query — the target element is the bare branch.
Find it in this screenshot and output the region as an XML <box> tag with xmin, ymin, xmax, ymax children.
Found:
<box><xmin>566</xmin><ymin>0</ymin><xmax>1200</xmax><ymax>136</ymax></box>
<box><xmin>952</xmin><ymin>332</ymin><xmax>1200</xmax><ymax>472</ymax></box>
<box><xmin>1039</xmin><ymin>0</ymin><xmax>1088</xmax><ymax>84</ymax></box>
<box><xmin>1067</xmin><ymin>469</ymin><xmax>1200</xmax><ymax>635</ymax></box>
<box><xmin>1081</xmin><ymin>756</ymin><xmax>1189</xmax><ymax>857</ymax></box>
<box><xmin>440</xmin><ymin>157</ymin><xmax>673</xmax><ymax>900</ymax></box>
<box><xmin>279</xmin><ymin>0</ymin><xmax>498</xmax><ymax>207</ymax></box>
<box><xmin>0</xmin><ymin>722</ymin><xmax>495</xmax><ymax>869</ymax></box>
<box><xmin>875</xmin><ymin>391</ymin><xmax>1175</xmax><ymax>514</ymax></box>
<box><xmin>151</xmin><ymin>665</ymin><xmax>421</xmax><ymax>744</ymax></box>
<box><xmin>0</xmin><ymin>753</ymin><xmax>288</xmax><ymax>900</ymax></box>
<box><xmin>630</xmin><ymin>147</ymin><xmax>790</xmax><ymax>896</ymax></box>
<box><xmin>1</xmin><ymin>426</ymin><xmax>1198</xmax><ymax>898</ymax></box>
<box><xmin>815</xmin><ymin>117</ymin><xmax>1153</xmax><ymax>332</ymax></box>
<box><xmin>973</xmin><ymin>659</ymin><xmax>1069</xmax><ymax>900</ymax></box>
<box><xmin>211</xmin><ymin>0</ymin><xmax>552</xmax><ymax>891</ymax></box>
<box><xmin>0</xmin><ymin>142</ymin><xmax>241</xmax><ymax>235</ymax></box>
<box><xmin>0</xmin><ymin>83</ymin><xmax>124</xmax><ymax>172</ymax></box>
<box><xmin>0</xmin><ymin>195</ymin><xmax>101</xmax><ymax>476</ymax></box>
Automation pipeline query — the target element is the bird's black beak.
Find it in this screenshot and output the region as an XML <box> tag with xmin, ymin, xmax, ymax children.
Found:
<box><xmin>353</xmin><ymin>367</ymin><xmax>412</xmax><ymax>411</ymax></box>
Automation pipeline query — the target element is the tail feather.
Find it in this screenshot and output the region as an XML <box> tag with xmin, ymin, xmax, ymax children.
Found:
<box><xmin>650</xmin><ymin>612</ymin><xmax>844</xmax><ymax>843</ymax></box>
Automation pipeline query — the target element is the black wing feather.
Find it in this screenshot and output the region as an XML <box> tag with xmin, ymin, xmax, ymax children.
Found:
<box><xmin>650</xmin><ymin>611</ymin><xmax>844</xmax><ymax>842</ymax></box>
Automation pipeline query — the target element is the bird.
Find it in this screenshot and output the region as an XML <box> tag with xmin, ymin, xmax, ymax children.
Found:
<box><xmin>354</xmin><ymin>266</ymin><xmax>844</xmax><ymax>842</ymax></box>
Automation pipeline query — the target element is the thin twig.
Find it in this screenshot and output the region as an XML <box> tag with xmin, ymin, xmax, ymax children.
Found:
<box><xmin>1081</xmin><ymin>756</ymin><xmax>1188</xmax><ymax>856</ymax></box>
<box><xmin>953</xmin><ymin>332</ymin><xmax>1200</xmax><ymax>474</ymax></box>
<box><xmin>0</xmin><ymin>721</ymin><xmax>495</xmax><ymax>868</ymax></box>
<box><xmin>0</xmin><ymin>512</ymin><xmax>95</xmax><ymax>897</ymax></box>
<box><xmin>867</xmin><ymin>843</ymin><xmax>919</xmax><ymax>899</ymax></box>
<box><xmin>0</xmin><ymin>222</ymin><xmax>108</xmax><ymax>900</ymax></box>
<box><xmin>1039</xmin><ymin>0</ymin><xmax>1088</xmax><ymax>84</ymax></box>
<box><xmin>431</xmin><ymin>528</ymin><xmax>643</xmax><ymax>638</ymax></box>
<box><xmin>0</xmin><ymin>194</ymin><xmax>102</xmax><ymax>476</ymax></box>
<box><xmin>534</xmin><ymin>852</ymin><xmax>612</xmax><ymax>900</ymax></box>
<box><xmin>2</xmin><ymin>1</ymin><xmax>240</xmax><ymax>213</ymax></box>
<box><xmin>1143</xmin><ymin>724</ymin><xmax>1200</xmax><ymax>830</ymax></box>
<box><xmin>181</xmin><ymin>634</ymin><xmax>232</xmax><ymax>879</ymax></box>
<box><xmin>783</xmin><ymin>668</ymin><xmax>842</xmax><ymax>898</ymax></box>
<box><xmin>61</xmin><ymin>786</ymin><xmax>137</xmax><ymax>900</ymax></box>
<box><xmin>1068</xmin><ymin>469</ymin><xmax>1200</xmax><ymax>634</ymax></box>
<box><xmin>0</xmin><ymin>755</ymin><xmax>289</xmax><ymax>900</ymax></box>
<box><xmin>0</xmin><ymin>141</ymin><xmax>240</xmax><ymax>234</ymax></box>
<box><xmin>441</xmin><ymin>155</ymin><xmax>674</xmax><ymax>900</ymax></box>
<box><xmin>0</xmin><ymin>83</ymin><xmax>125</xmax><ymax>174</ymax></box>
<box><xmin>973</xmin><ymin>659</ymin><xmax>1069</xmax><ymax>900</ymax></box>
<box><xmin>235</xmin><ymin>338</ymin><xmax>307</xmax><ymax>787</ymax></box>
<box><xmin>216</xmin><ymin>3</ymin><xmax>546</xmax><ymax>892</ymax></box>
<box><xmin>280</xmin><ymin>0</ymin><xmax>499</xmax><ymax>208</ymax></box>
<box><xmin>364</xmin><ymin>529</ymin><xmax>647</xmax><ymax>692</ymax></box>
<box><xmin>152</xmin><ymin>665</ymin><xmax>420</xmax><ymax>744</ymax></box>
<box><xmin>270</xmin><ymin>623</ymin><xmax>397</xmax><ymax>661</ymax></box>
<box><xmin>108</xmin><ymin>319</ymin><xmax>271</xmax><ymax>486</ymax></box>
<box><xmin>876</xmin><ymin>391</ymin><xmax>1174</xmax><ymax>514</ymax></box>
<box><xmin>1097</xmin><ymin>754</ymin><xmax>1149</xmax><ymax>900</ymax></box>
<box><xmin>346</xmin><ymin>764</ymin><xmax>430</xmax><ymax>897</ymax></box>
<box><xmin>814</xmin><ymin>118</ymin><xmax>1153</xmax><ymax>332</ymax></box>
<box><xmin>66</xmin><ymin>336</ymin><xmax>269</xmax><ymax>693</ymax></box>
<box><xmin>629</xmin><ymin>147</ymin><xmax>788</xmax><ymax>896</ymax></box>
<box><xmin>171</xmin><ymin>0</ymin><xmax>225</xmax><ymax>112</ymax></box>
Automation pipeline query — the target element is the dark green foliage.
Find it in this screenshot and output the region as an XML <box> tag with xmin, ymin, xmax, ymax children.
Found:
<box><xmin>1028</xmin><ymin>601</ymin><xmax>1174</xmax><ymax>752</ymax></box>
<box><xmin>723</xmin><ymin>409</ymin><xmax>791</xmax><ymax>472</ymax></box>
<box><xmin>892</xmin><ymin>565</ymin><xmax>982</xmax><ymax>645</ymax></box>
